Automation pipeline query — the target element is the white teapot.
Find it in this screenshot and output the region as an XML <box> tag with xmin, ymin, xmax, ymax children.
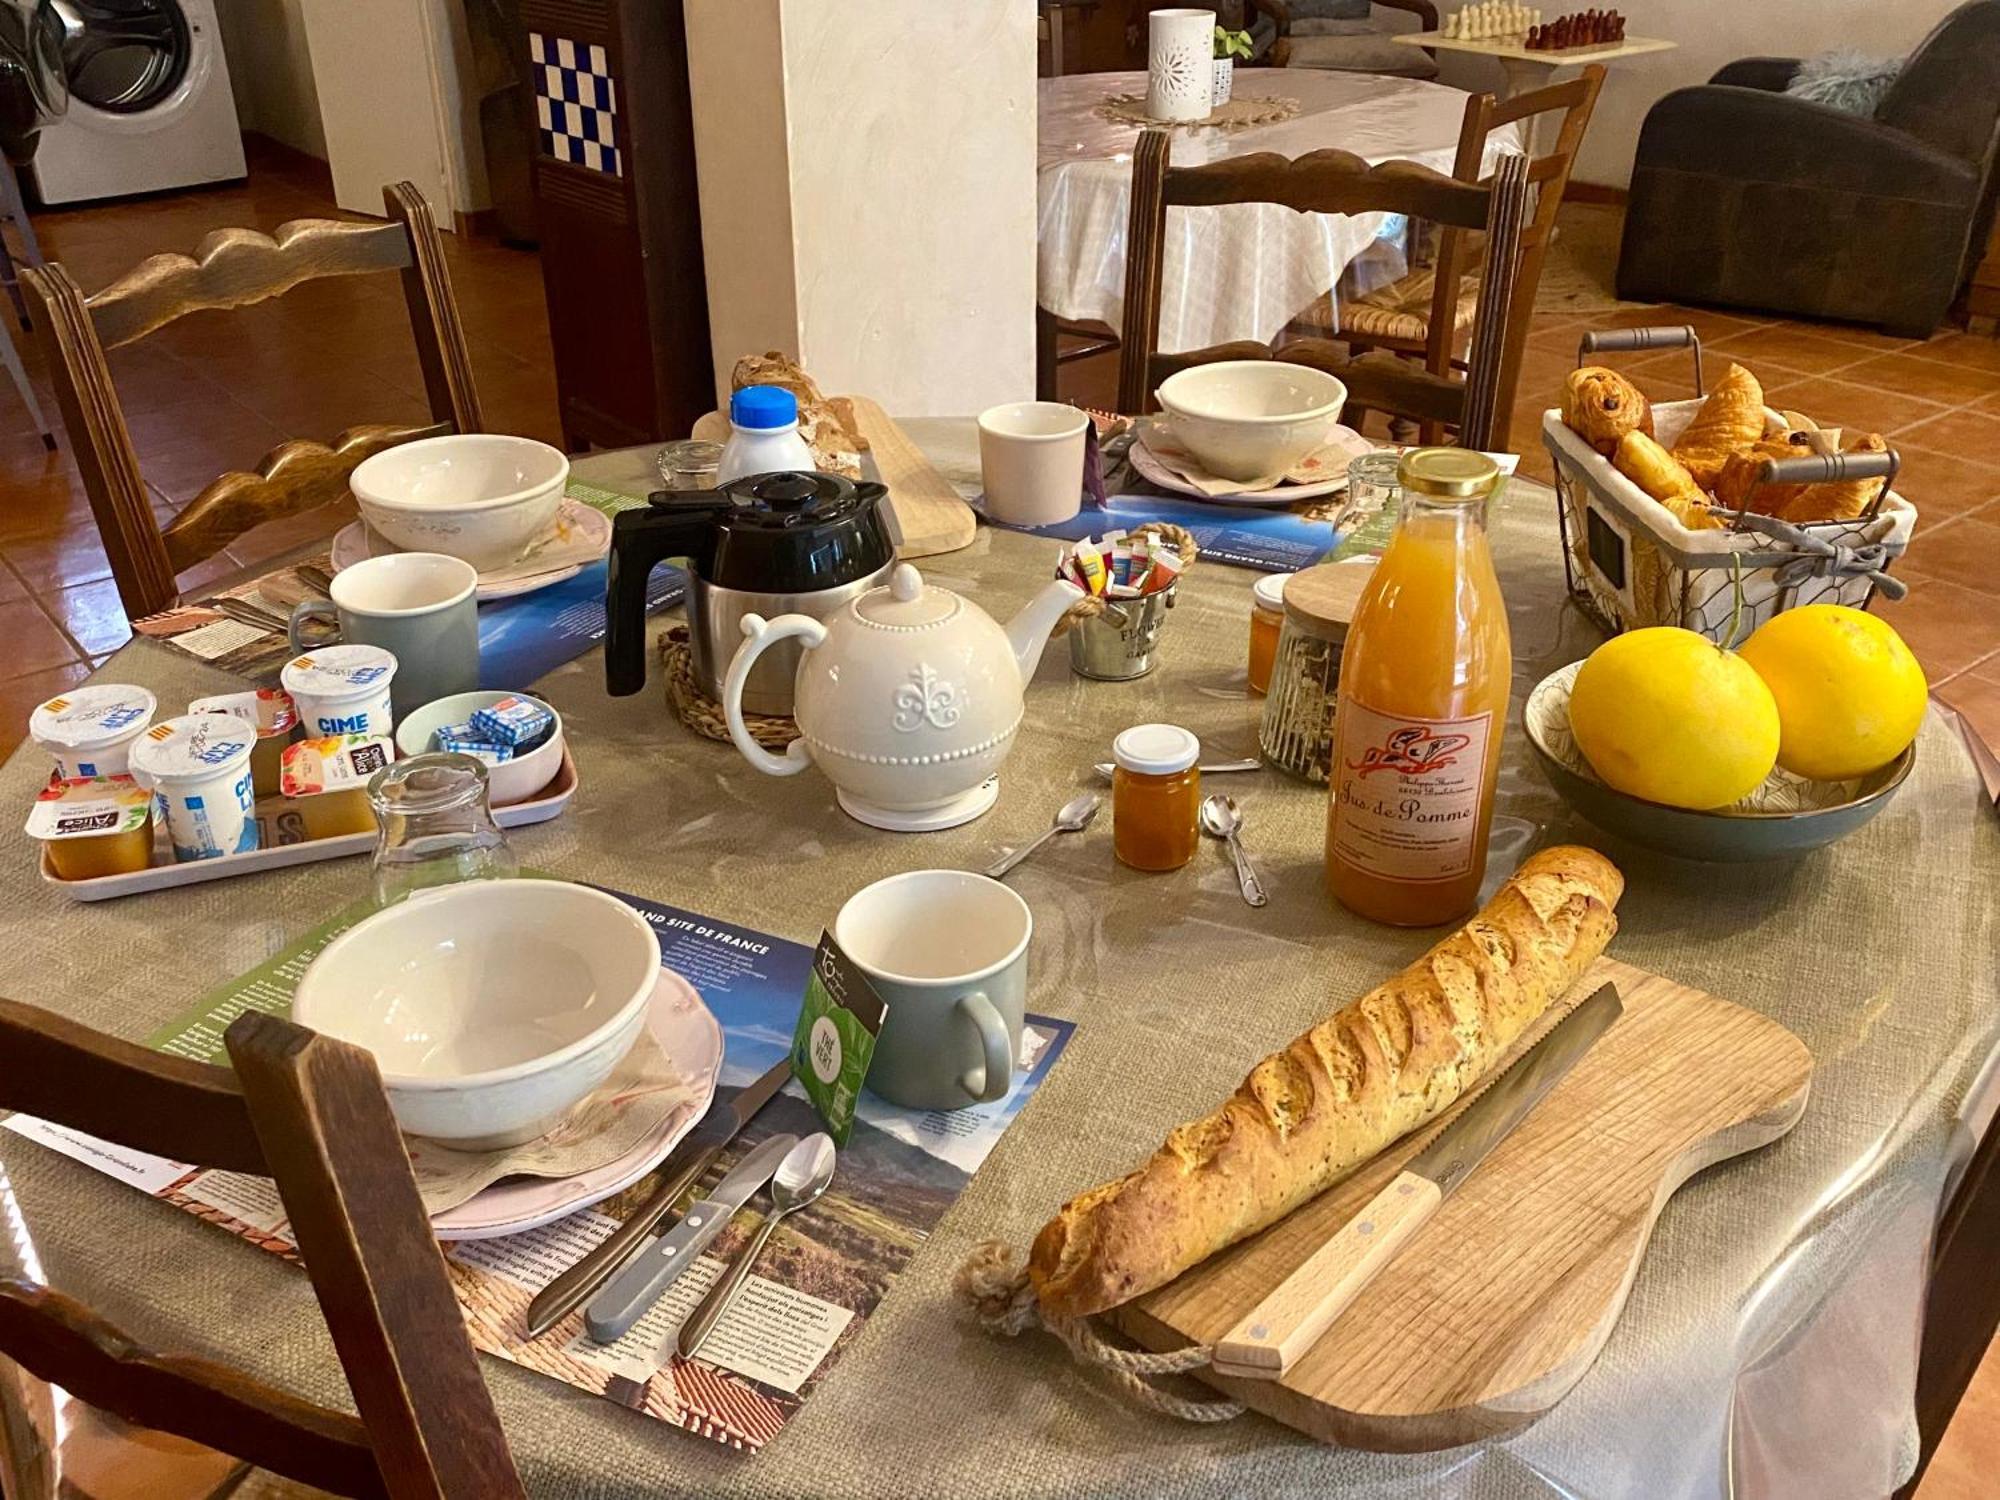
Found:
<box><xmin>721</xmin><ymin>563</ymin><xmax>1083</xmax><ymax>830</ymax></box>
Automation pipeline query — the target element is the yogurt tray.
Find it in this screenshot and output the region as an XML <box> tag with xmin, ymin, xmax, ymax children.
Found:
<box><xmin>41</xmin><ymin>747</ymin><xmax>577</xmax><ymax>903</ymax></box>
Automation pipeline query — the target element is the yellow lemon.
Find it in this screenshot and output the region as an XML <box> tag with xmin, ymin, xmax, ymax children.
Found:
<box><xmin>1567</xmin><ymin>627</ymin><xmax>1780</xmax><ymax>809</ymax></box>
<box><xmin>1737</xmin><ymin>605</ymin><xmax>1925</xmax><ymax>780</ymax></box>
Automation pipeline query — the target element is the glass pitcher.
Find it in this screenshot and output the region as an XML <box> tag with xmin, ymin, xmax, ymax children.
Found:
<box><xmin>367</xmin><ymin>752</ymin><xmax>518</xmax><ymax>907</ymax></box>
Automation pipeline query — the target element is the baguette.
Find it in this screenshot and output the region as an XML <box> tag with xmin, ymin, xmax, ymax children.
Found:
<box><xmin>1029</xmin><ymin>845</ymin><xmax>1623</xmax><ymax>1320</ymax></box>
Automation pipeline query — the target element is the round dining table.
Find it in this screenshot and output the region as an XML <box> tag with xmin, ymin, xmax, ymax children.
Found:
<box><xmin>1038</xmin><ymin>69</ymin><xmax>1522</xmax><ymax>351</ymax></box>
<box><xmin>0</xmin><ymin>425</ymin><xmax>1995</xmax><ymax>1498</ymax></box>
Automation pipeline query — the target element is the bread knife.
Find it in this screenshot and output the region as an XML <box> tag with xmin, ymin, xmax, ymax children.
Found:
<box><xmin>526</xmin><ymin>1057</ymin><xmax>792</xmax><ymax>1338</ymax></box>
<box><xmin>1210</xmin><ymin>982</ymin><xmax>1624</xmax><ymax>1381</ymax></box>
<box><xmin>583</xmin><ymin>1131</ymin><xmax>798</xmax><ymax>1344</ymax></box>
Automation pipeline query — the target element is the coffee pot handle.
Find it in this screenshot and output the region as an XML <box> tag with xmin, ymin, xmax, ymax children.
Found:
<box><xmin>722</xmin><ymin>613</ymin><xmax>825</xmax><ymax>777</ymax></box>
<box><xmin>955</xmin><ymin>990</ymin><xmax>1013</xmax><ymax>1105</ymax></box>
<box><xmin>603</xmin><ymin>496</ymin><xmax>727</xmax><ymax>698</ymax></box>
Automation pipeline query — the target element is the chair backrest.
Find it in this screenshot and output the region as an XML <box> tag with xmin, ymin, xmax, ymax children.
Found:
<box><xmin>1876</xmin><ymin>0</ymin><xmax>2000</xmax><ymax>163</ymax></box>
<box><xmin>0</xmin><ymin>997</ymin><xmax>525</xmax><ymax>1499</ymax></box>
<box><xmin>1438</xmin><ymin>66</ymin><xmax>1603</xmax><ymax>440</ymax></box>
<box><xmin>1116</xmin><ymin>129</ymin><xmax>1532</xmax><ymax>448</ymax></box>
<box><xmin>23</xmin><ymin>181</ymin><xmax>484</xmax><ymax>621</ymax></box>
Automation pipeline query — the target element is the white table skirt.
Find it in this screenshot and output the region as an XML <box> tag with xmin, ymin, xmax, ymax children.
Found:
<box><xmin>1038</xmin><ymin>69</ymin><xmax>1521</xmax><ymax>351</ymax></box>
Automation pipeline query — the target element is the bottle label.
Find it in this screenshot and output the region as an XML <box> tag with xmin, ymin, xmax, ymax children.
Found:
<box><xmin>1330</xmin><ymin>701</ymin><xmax>1493</xmax><ymax>881</ymax></box>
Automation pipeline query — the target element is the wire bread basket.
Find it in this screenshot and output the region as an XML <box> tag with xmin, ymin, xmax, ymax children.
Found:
<box><xmin>1543</xmin><ymin>326</ymin><xmax>1916</xmax><ymax>644</ymax></box>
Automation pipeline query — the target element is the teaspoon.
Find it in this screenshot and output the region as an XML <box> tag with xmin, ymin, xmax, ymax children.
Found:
<box><xmin>985</xmin><ymin>792</ymin><xmax>1100</xmax><ymax>879</ymax></box>
<box><xmin>1200</xmin><ymin>794</ymin><xmax>1269</xmax><ymax>907</ymax></box>
<box><xmin>677</xmin><ymin>1133</ymin><xmax>838</xmax><ymax>1361</ymax></box>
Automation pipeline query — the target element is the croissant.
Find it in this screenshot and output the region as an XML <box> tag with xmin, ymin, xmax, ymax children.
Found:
<box><xmin>1614</xmin><ymin>431</ymin><xmax>1722</xmax><ymax>530</ymax></box>
<box><xmin>1788</xmin><ymin>432</ymin><xmax>1891</xmax><ymax>523</ymax></box>
<box><xmin>1561</xmin><ymin>366</ymin><xmax>1653</xmax><ymax>455</ymax></box>
<box><xmin>1712</xmin><ymin>432</ymin><xmax>1816</xmax><ymax>517</ymax></box>
<box><xmin>1672</xmin><ymin>363</ymin><xmax>1765</xmax><ymax>489</ymax></box>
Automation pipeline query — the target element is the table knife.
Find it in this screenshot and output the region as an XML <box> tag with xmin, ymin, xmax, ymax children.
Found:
<box><xmin>525</xmin><ymin>1058</ymin><xmax>792</xmax><ymax>1338</ymax></box>
<box><xmin>583</xmin><ymin>1130</ymin><xmax>798</xmax><ymax>1344</ymax></box>
<box><xmin>1210</xmin><ymin>982</ymin><xmax>1624</xmax><ymax>1381</ymax></box>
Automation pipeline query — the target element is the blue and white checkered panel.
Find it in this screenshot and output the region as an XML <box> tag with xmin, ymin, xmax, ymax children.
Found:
<box><xmin>529</xmin><ymin>31</ymin><xmax>621</xmax><ymax>176</ymax></box>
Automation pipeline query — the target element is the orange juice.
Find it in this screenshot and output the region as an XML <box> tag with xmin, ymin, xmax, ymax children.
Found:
<box><xmin>1326</xmin><ymin>450</ymin><xmax>1510</xmax><ymax>926</ymax></box>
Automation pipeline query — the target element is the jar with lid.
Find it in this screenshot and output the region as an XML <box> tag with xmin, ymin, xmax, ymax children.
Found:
<box><xmin>367</xmin><ymin>752</ymin><xmax>518</xmax><ymax>907</ymax></box>
<box><xmin>1256</xmin><ymin>560</ymin><xmax>1376</xmax><ymax>783</ymax></box>
<box><xmin>1111</xmin><ymin>723</ymin><xmax>1201</xmax><ymax>871</ymax></box>
<box><xmin>1247</xmin><ymin>572</ymin><xmax>1289</xmax><ymax>696</ymax></box>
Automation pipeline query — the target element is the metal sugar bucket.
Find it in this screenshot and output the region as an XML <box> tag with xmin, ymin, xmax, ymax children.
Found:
<box><xmin>1068</xmin><ymin>587</ymin><xmax>1178</xmax><ymax>681</ymax></box>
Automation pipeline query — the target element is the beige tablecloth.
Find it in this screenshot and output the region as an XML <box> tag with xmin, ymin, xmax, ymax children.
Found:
<box><xmin>1038</xmin><ymin>69</ymin><xmax>1521</xmax><ymax>349</ymax></box>
<box><xmin>0</xmin><ymin>424</ymin><xmax>1995</xmax><ymax>1499</ymax></box>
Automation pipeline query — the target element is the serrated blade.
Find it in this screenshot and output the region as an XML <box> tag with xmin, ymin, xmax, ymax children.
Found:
<box><xmin>1407</xmin><ymin>983</ymin><xmax>1623</xmax><ymax>1199</ymax></box>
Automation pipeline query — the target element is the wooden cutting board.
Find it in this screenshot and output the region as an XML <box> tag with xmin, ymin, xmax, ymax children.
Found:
<box><xmin>1109</xmin><ymin>958</ymin><xmax>1814</xmax><ymax>1452</ymax></box>
<box><xmin>691</xmin><ymin>395</ymin><xmax>977</xmax><ymax>559</ymax></box>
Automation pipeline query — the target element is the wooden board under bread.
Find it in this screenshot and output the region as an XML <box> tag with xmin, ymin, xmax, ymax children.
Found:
<box><xmin>691</xmin><ymin>396</ymin><xmax>977</xmax><ymax>559</ymax></box>
<box><xmin>1109</xmin><ymin>957</ymin><xmax>1813</xmax><ymax>1452</ymax></box>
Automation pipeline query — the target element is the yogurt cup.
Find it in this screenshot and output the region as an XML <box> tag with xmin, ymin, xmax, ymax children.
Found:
<box><xmin>29</xmin><ymin>683</ymin><xmax>158</xmax><ymax>779</ymax></box>
<box><xmin>281</xmin><ymin>645</ymin><xmax>398</xmax><ymax>739</ymax></box>
<box><xmin>128</xmin><ymin>713</ymin><xmax>260</xmax><ymax>863</ymax></box>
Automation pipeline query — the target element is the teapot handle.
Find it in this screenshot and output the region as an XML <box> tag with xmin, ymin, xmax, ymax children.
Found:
<box><xmin>722</xmin><ymin>614</ymin><xmax>825</xmax><ymax>778</ymax></box>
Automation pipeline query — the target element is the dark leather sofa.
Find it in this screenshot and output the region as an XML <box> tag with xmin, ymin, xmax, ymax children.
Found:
<box><xmin>1617</xmin><ymin>0</ymin><xmax>2000</xmax><ymax>337</ymax></box>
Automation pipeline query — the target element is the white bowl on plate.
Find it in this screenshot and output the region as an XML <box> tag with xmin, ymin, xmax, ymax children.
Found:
<box><xmin>293</xmin><ymin>879</ymin><xmax>659</xmax><ymax>1148</ymax></box>
<box><xmin>350</xmin><ymin>434</ymin><xmax>569</xmax><ymax>570</ymax></box>
<box><xmin>1154</xmin><ymin>361</ymin><xmax>1348</xmax><ymax>482</ymax></box>
<box><xmin>394</xmin><ymin>690</ymin><xmax>564</xmax><ymax>806</ymax></box>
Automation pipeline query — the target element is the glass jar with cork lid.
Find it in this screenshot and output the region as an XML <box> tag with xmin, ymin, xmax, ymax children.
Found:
<box><xmin>1256</xmin><ymin>559</ymin><xmax>1377</xmax><ymax>783</ymax></box>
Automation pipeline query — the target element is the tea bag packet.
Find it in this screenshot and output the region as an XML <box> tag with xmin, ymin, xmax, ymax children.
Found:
<box><xmin>790</xmin><ymin>932</ymin><xmax>887</xmax><ymax>1146</ymax></box>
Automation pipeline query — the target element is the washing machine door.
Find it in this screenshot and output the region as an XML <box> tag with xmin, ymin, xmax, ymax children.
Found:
<box><xmin>51</xmin><ymin>0</ymin><xmax>189</xmax><ymax>114</ymax></box>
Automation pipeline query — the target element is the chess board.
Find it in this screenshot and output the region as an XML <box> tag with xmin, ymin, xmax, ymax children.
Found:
<box><xmin>530</xmin><ymin>31</ymin><xmax>621</xmax><ymax>177</ymax></box>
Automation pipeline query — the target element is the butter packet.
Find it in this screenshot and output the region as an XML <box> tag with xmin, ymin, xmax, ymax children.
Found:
<box><xmin>280</xmin><ymin>734</ymin><xmax>394</xmax><ymax>797</ymax></box>
<box><xmin>789</xmin><ymin>931</ymin><xmax>887</xmax><ymax>1146</ymax></box>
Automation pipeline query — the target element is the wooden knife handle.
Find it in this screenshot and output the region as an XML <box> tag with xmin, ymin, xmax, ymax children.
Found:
<box><xmin>1210</xmin><ymin>1170</ymin><xmax>1442</xmax><ymax>1380</ymax></box>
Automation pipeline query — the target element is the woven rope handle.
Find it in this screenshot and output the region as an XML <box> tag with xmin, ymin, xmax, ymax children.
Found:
<box><xmin>1055</xmin><ymin>524</ymin><xmax>1201</xmax><ymax>636</ymax></box>
<box><xmin>954</xmin><ymin>1241</ymin><xmax>1245</xmax><ymax>1424</ymax></box>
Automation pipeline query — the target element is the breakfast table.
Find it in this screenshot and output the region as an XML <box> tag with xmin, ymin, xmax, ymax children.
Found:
<box><xmin>1</xmin><ymin>422</ymin><xmax>1996</xmax><ymax>1498</ymax></box>
<box><xmin>1038</xmin><ymin>69</ymin><xmax>1523</xmax><ymax>351</ymax></box>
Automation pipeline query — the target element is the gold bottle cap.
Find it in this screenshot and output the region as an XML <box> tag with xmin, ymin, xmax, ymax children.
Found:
<box><xmin>1398</xmin><ymin>448</ymin><xmax>1501</xmax><ymax>499</ymax></box>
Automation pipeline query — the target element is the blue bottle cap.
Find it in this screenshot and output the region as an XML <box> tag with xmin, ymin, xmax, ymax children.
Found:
<box><xmin>730</xmin><ymin>385</ymin><xmax>798</xmax><ymax>430</ymax></box>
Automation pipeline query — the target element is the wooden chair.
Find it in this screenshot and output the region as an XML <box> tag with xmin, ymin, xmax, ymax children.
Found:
<box><xmin>1294</xmin><ymin>67</ymin><xmax>1605</xmax><ymax>446</ymax></box>
<box><xmin>1115</xmin><ymin>130</ymin><xmax>1532</xmax><ymax>452</ymax></box>
<box><xmin>0</xmin><ymin>997</ymin><xmax>525</xmax><ymax>1499</ymax></box>
<box><xmin>22</xmin><ymin>181</ymin><xmax>484</xmax><ymax>621</ymax></box>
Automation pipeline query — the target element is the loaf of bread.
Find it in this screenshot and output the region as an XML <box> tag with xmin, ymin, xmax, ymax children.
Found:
<box><xmin>1029</xmin><ymin>845</ymin><xmax>1624</xmax><ymax>1320</ymax></box>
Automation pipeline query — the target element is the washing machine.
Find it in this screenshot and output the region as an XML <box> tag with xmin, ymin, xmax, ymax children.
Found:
<box><xmin>29</xmin><ymin>0</ymin><xmax>245</xmax><ymax>204</ymax></box>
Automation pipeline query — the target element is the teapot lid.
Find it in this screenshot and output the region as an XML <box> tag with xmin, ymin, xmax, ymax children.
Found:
<box><xmin>853</xmin><ymin>564</ymin><xmax>960</xmax><ymax>629</ymax></box>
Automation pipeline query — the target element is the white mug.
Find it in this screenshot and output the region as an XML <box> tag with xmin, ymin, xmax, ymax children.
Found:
<box><xmin>832</xmin><ymin>869</ymin><xmax>1031</xmax><ymax>1111</ymax></box>
<box><xmin>978</xmin><ymin>402</ymin><xmax>1089</xmax><ymax>527</ymax></box>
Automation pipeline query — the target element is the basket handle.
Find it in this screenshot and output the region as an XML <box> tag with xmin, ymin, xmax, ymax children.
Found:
<box><xmin>1745</xmin><ymin>449</ymin><xmax>1900</xmax><ymax>523</ymax></box>
<box><xmin>1577</xmin><ymin>325</ymin><xmax>1703</xmax><ymax>396</ymax></box>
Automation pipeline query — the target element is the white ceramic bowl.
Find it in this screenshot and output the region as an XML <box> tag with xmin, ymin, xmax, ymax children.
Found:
<box><xmin>1155</xmin><ymin>361</ymin><xmax>1348</xmax><ymax>482</ymax></box>
<box><xmin>293</xmin><ymin>880</ymin><xmax>659</xmax><ymax>1148</ymax></box>
<box><xmin>350</xmin><ymin>434</ymin><xmax>569</xmax><ymax>570</ymax></box>
<box><xmin>394</xmin><ymin>690</ymin><xmax>564</xmax><ymax>806</ymax></box>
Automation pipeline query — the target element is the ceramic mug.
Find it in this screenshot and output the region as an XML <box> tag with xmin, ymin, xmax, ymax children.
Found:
<box><xmin>832</xmin><ymin>869</ymin><xmax>1031</xmax><ymax>1110</ymax></box>
<box><xmin>289</xmin><ymin>553</ymin><xmax>479</xmax><ymax>719</ymax></box>
<box><xmin>978</xmin><ymin>401</ymin><xmax>1089</xmax><ymax>527</ymax></box>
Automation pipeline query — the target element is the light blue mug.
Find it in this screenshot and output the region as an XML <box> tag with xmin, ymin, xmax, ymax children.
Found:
<box><xmin>832</xmin><ymin>869</ymin><xmax>1030</xmax><ymax>1111</ymax></box>
<box><xmin>288</xmin><ymin>552</ymin><xmax>479</xmax><ymax>721</ymax></box>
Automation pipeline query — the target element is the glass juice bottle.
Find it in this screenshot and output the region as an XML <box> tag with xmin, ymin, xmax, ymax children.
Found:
<box><xmin>1325</xmin><ymin>449</ymin><xmax>1510</xmax><ymax>926</ymax></box>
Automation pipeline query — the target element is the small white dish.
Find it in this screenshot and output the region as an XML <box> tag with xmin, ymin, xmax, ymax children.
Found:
<box><xmin>394</xmin><ymin>690</ymin><xmax>564</xmax><ymax>806</ymax></box>
<box><xmin>1155</xmin><ymin>361</ymin><xmax>1348</xmax><ymax>482</ymax></box>
<box><xmin>332</xmin><ymin>498</ymin><xmax>611</xmax><ymax>601</ymax></box>
<box><xmin>1128</xmin><ymin>417</ymin><xmax>1369</xmax><ymax>507</ymax></box>
<box><xmin>350</xmin><ymin>434</ymin><xmax>570</xmax><ymax>570</ymax></box>
<box><xmin>431</xmin><ymin>967</ymin><xmax>723</xmax><ymax>1241</ymax></box>
<box><xmin>293</xmin><ymin>879</ymin><xmax>660</xmax><ymax>1149</ymax></box>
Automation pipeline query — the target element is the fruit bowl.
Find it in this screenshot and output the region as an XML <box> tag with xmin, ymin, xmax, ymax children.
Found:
<box><xmin>1524</xmin><ymin>661</ymin><xmax>1914</xmax><ymax>862</ymax></box>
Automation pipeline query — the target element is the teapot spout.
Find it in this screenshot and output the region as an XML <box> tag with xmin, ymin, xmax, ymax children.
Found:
<box><xmin>1004</xmin><ymin>577</ymin><xmax>1086</xmax><ymax>683</ymax></box>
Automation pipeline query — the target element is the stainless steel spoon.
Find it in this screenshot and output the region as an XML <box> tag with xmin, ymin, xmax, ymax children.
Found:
<box><xmin>1200</xmin><ymin>794</ymin><xmax>1268</xmax><ymax>907</ymax></box>
<box><xmin>677</xmin><ymin>1133</ymin><xmax>838</xmax><ymax>1361</ymax></box>
<box><xmin>985</xmin><ymin>792</ymin><xmax>1100</xmax><ymax>879</ymax></box>
<box><xmin>1092</xmin><ymin>757</ymin><xmax>1262</xmax><ymax>782</ymax></box>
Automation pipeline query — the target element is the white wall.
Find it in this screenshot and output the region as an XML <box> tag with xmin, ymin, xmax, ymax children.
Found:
<box><xmin>686</xmin><ymin>0</ymin><xmax>1039</xmax><ymax>416</ymax></box>
<box><xmin>1432</xmin><ymin>0</ymin><xmax>1962</xmax><ymax>188</ymax></box>
<box><xmin>215</xmin><ymin>0</ymin><xmax>327</xmax><ymax>158</ymax></box>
